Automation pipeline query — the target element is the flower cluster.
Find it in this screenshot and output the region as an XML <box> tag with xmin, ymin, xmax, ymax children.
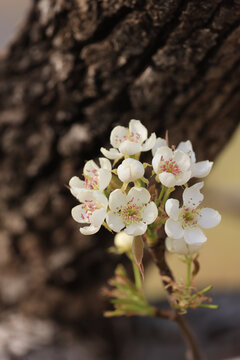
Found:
<box><xmin>69</xmin><ymin>119</ymin><xmax>221</xmax><ymax>255</ymax></box>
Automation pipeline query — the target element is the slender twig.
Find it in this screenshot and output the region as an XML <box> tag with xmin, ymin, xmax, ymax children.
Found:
<box><xmin>143</xmin><ymin>234</ymin><xmax>205</xmax><ymax>360</ymax></box>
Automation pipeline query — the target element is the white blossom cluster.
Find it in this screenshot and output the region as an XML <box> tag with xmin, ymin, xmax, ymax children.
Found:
<box><xmin>69</xmin><ymin>119</ymin><xmax>221</xmax><ymax>256</ymax></box>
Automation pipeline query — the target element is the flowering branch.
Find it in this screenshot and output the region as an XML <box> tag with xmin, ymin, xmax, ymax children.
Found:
<box><xmin>68</xmin><ymin>119</ymin><xmax>221</xmax><ymax>360</ymax></box>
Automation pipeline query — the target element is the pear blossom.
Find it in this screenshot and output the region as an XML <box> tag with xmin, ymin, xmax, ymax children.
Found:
<box><xmin>106</xmin><ymin>187</ymin><xmax>158</xmax><ymax>236</ymax></box>
<box><xmin>101</xmin><ymin>119</ymin><xmax>156</xmax><ymax>159</ymax></box>
<box><xmin>165</xmin><ymin>182</ymin><xmax>221</xmax><ymax>245</ymax></box>
<box><xmin>117</xmin><ymin>158</ymin><xmax>144</xmax><ymax>183</ymax></box>
<box><xmin>177</xmin><ymin>140</ymin><xmax>213</xmax><ymax>178</ymax></box>
<box><xmin>114</xmin><ymin>232</ymin><xmax>134</xmax><ymax>253</ymax></box>
<box><xmin>69</xmin><ymin>158</ymin><xmax>112</xmax><ymax>198</ymax></box>
<box><xmin>152</xmin><ymin>146</ymin><xmax>191</xmax><ymax>187</ymax></box>
<box><xmin>71</xmin><ymin>190</ymin><xmax>108</xmax><ymax>235</ymax></box>
<box><xmin>165</xmin><ymin>236</ymin><xmax>205</xmax><ymax>255</ymax></box>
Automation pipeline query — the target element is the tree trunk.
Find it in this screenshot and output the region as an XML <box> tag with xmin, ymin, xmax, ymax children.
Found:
<box><xmin>0</xmin><ymin>0</ymin><xmax>239</xmax><ymax>331</ymax></box>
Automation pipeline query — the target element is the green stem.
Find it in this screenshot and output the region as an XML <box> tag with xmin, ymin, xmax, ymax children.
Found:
<box><xmin>128</xmin><ymin>253</ymin><xmax>142</xmax><ymax>290</ymax></box>
<box><xmin>156</xmin><ymin>185</ymin><xmax>165</xmax><ymax>206</ymax></box>
<box><xmin>162</xmin><ymin>187</ymin><xmax>173</xmax><ymax>208</ymax></box>
<box><xmin>198</xmin><ymin>304</ymin><xmax>219</xmax><ymax>309</ymax></box>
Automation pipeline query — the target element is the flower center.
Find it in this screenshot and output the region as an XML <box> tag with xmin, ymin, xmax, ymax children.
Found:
<box><xmin>114</xmin><ymin>131</ymin><xmax>141</xmax><ymax>145</ymax></box>
<box><xmin>121</xmin><ymin>197</ymin><xmax>142</xmax><ymax>225</ymax></box>
<box><xmin>128</xmin><ymin>131</ymin><xmax>141</xmax><ymax>143</ymax></box>
<box><xmin>84</xmin><ymin>169</ymin><xmax>99</xmax><ymax>190</ymax></box>
<box><xmin>179</xmin><ymin>207</ymin><xmax>199</xmax><ymax>228</ymax></box>
<box><xmin>81</xmin><ymin>200</ymin><xmax>99</xmax><ymax>222</ymax></box>
<box><xmin>159</xmin><ymin>156</ymin><xmax>181</xmax><ymax>176</ymax></box>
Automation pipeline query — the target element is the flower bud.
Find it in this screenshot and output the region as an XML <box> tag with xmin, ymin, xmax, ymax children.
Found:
<box><xmin>114</xmin><ymin>232</ymin><xmax>134</xmax><ymax>253</ymax></box>
<box><xmin>117</xmin><ymin>158</ymin><xmax>144</xmax><ymax>183</ymax></box>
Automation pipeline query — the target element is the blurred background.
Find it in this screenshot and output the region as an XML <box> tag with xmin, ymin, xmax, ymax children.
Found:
<box><xmin>0</xmin><ymin>1</ymin><xmax>240</xmax><ymax>360</ymax></box>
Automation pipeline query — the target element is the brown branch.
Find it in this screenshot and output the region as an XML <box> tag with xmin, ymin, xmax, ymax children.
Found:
<box><xmin>144</xmin><ymin>234</ymin><xmax>205</xmax><ymax>360</ymax></box>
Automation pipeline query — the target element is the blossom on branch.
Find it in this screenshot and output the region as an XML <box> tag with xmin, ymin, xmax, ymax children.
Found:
<box><xmin>152</xmin><ymin>146</ymin><xmax>191</xmax><ymax>187</ymax></box>
<box><xmin>177</xmin><ymin>140</ymin><xmax>213</xmax><ymax>178</ymax></box>
<box><xmin>71</xmin><ymin>190</ymin><xmax>108</xmax><ymax>235</ymax></box>
<box><xmin>101</xmin><ymin>119</ymin><xmax>156</xmax><ymax>159</ymax></box>
<box><xmin>69</xmin><ymin>158</ymin><xmax>112</xmax><ymax>197</ymax></box>
<box><xmin>164</xmin><ymin>182</ymin><xmax>221</xmax><ymax>245</ymax></box>
<box><xmin>106</xmin><ymin>187</ymin><xmax>158</xmax><ymax>236</ymax></box>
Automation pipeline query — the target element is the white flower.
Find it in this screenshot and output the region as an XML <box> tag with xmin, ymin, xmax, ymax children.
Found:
<box><xmin>71</xmin><ymin>190</ymin><xmax>108</xmax><ymax>235</ymax></box>
<box><xmin>177</xmin><ymin>140</ymin><xmax>213</xmax><ymax>178</ymax></box>
<box><xmin>165</xmin><ymin>182</ymin><xmax>221</xmax><ymax>245</ymax></box>
<box><xmin>106</xmin><ymin>187</ymin><xmax>158</xmax><ymax>236</ymax></box>
<box><xmin>152</xmin><ymin>146</ymin><xmax>191</xmax><ymax>187</ymax></box>
<box><xmin>100</xmin><ymin>119</ymin><xmax>156</xmax><ymax>159</ymax></box>
<box><xmin>152</xmin><ymin>137</ymin><xmax>167</xmax><ymax>156</ymax></box>
<box><xmin>114</xmin><ymin>232</ymin><xmax>134</xmax><ymax>253</ymax></box>
<box><xmin>117</xmin><ymin>158</ymin><xmax>144</xmax><ymax>183</ymax></box>
<box><xmin>69</xmin><ymin>158</ymin><xmax>112</xmax><ymax>198</ymax></box>
<box><xmin>166</xmin><ymin>236</ymin><xmax>204</xmax><ymax>255</ymax></box>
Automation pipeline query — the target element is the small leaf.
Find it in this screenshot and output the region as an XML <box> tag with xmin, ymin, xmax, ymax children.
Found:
<box><xmin>132</xmin><ymin>236</ymin><xmax>144</xmax><ymax>279</ymax></box>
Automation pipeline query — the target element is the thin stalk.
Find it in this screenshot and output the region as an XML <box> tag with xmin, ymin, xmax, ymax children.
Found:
<box><xmin>156</xmin><ymin>185</ymin><xmax>165</xmax><ymax>206</ymax></box>
<box><xmin>175</xmin><ymin>315</ymin><xmax>206</xmax><ymax>360</ymax></box>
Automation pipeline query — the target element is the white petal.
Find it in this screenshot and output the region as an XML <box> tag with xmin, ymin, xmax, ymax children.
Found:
<box><xmin>152</xmin><ymin>137</ymin><xmax>167</xmax><ymax>156</ymax></box>
<box><xmin>80</xmin><ymin>225</ymin><xmax>100</xmax><ymax>235</ymax></box>
<box><xmin>198</xmin><ymin>208</ymin><xmax>221</xmax><ymax>229</ymax></box>
<box><xmin>93</xmin><ymin>191</ymin><xmax>108</xmax><ymax>208</ymax></box>
<box><xmin>158</xmin><ymin>172</ymin><xmax>176</xmax><ymax>187</ymax></box>
<box><xmin>165</xmin><ymin>219</ymin><xmax>184</xmax><ymax>239</ymax></box>
<box><xmin>127</xmin><ymin>187</ymin><xmax>150</xmax><ymax>206</ymax></box>
<box><xmin>154</xmin><ymin>146</ymin><xmax>173</xmax><ymax>162</ymax></box>
<box><xmin>109</xmin><ymin>189</ymin><xmax>126</xmax><ymax>211</ymax></box>
<box><xmin>141</xmin><ymin>133</ymin><xmax>156</xmax><ymax>151</ymax></box>
<box><xmin>166</xmin><ymin>237</ymin><xmax>189</xmax><ymax>254</ymax></box>
<box><xmin>129</xmin><ymin>119</ymin><xmax>148</xmax><ymax>142</ymax></box>
<box><xmin>173</xmin><ymin>150</ymin><xmax>191</xmax><ymax>172</ymax></box>
<box><xmin>142</xmin><ymin>202</ymin><xmax>158</xmax><ymax>224</ymax></box>
<box><xmin>125</xmin><ymin>222</ymin><xmax>147</xmax><ymax>236</ymax></box>
<box><xmin>175</xmin><ymin>170</ymin><xmax>191</xmax><ymax>186</ymax></box>
<box><xmin>184</xmin><ymin>227</ymin><xmax>207</xmax><ymax>245</ymax></box>
<box><xmin>69</xmin><ymin>176</ymin><xmax>84</xmax><ymax>188</ymax></box>
<box><xmin>117</xmin><ymin>164</ymin><xmax>131</xmax><ymax>183</ymax></box>
<box><xmin>83</xmin><ymin>160</ymin><xmax>98</xmax><ymax>174</ymax></box>
<box><xmin>166</xmin><ymin>237</ymin><xmax>204</xmax><ymax>254</ymax></box>
<box><xmin>100</xmin><ymin>147</ymin><xmax>123</xmax><ymax>160</ymax></box>
<box><xmin>119</xmin><ymin>140</ymin><xmax>142</xmax><ymax>155</ymax></box>
<box><xmin>106</xmin><ymin>212</ymin><xmax>125</xmax><ymax>232</ymax></box>
<box><xmin>99</xmin><ymin>157</ymin><xmax>112</xmax><ymax>171</ymax></box>
<box><xmin>165</xmin><ymin>199</ymin><xmax>180</xmax><ymax>220</ymax></box>
<box><xmin>98</xmin><ymin>169</ymin><xmax>112</xmax><ymax>190</ymax></box>
<box><xmin>177</xmin><ymin>140</ymin><xmax>196</xmax><ymax>163</ymax></box>
<box><xmin>183</xmin><ymin>182</ymin><xmax>204</xmax><ymax>208</ymax></box>
<box><xmin>110</xmin><ymin>126</ymin><xmax>128</xmax><ymax>148</ymax></box>
<box><xmin>191</xmin><ymin>161</ymin><xmax>213</xmax><ymax>178</ymax></box>
<box><xmin>76</xmin><ymin>189</ymin><xmax>105</xmax><ymax>205</ymax></box>
<box><xmin>152</xmin><ymin>152</ymin><xmax>162</xmax><ymax>173</ymax></box>
<box><xmin>91</xmin><ymin>208</ymin><xmax>106</xmax><ymax>227</ymax></box>
<box><xmin>71</xmin><ymin>205</ymin><xmax>90</xmax><ymax>223</ymax></box>
<box><xmin>69</xmin><ymin>176</ymin><xmax>85</xmax><ymax>197</ymax></box>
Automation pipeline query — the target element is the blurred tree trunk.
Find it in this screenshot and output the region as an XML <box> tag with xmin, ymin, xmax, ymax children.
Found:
<box><xmin>0</xmin><ymin>0</ymin><xmax>239</xmax><ymax>329</ymax></box>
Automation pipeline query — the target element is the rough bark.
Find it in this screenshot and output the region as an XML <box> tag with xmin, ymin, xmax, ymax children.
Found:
<box><xmin>0</xmin><ymin>0</ymin><xmax>240</xmax><ymax>328</ymax></box>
